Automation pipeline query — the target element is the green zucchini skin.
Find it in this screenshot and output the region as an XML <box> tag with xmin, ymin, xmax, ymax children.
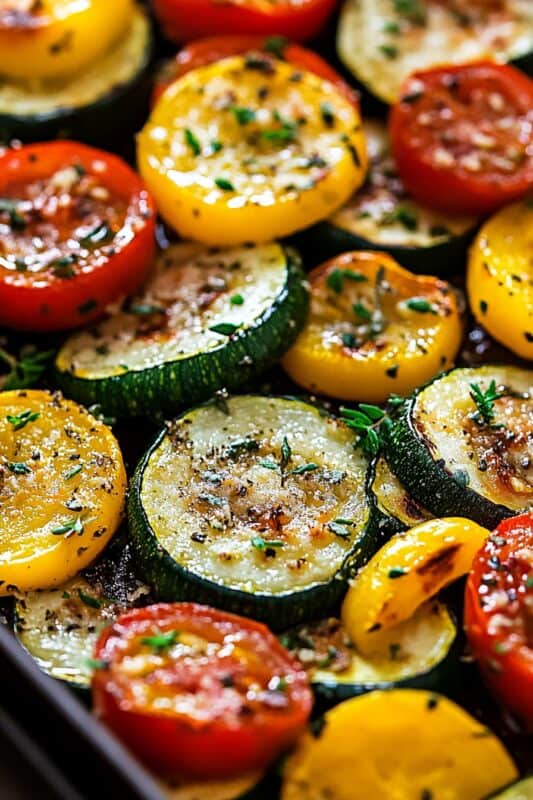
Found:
<box><xmin>55</xmin><ymin>248</ymin><xmax>309</xmax><ymax>420</ymax></box>
<box><xmin>128</xmin><ymin>398</ymin><xmax>382</xmax><ymax>631</ymax></box>
<box><xmin>288</xmin><ymin>219</ymin><xmax>476</xmax><ymax>275</ymax></box>
<box><xmin>382</xmin><ymin>370</ymin><xmax>528</xmax><ymax>530</ymax></box>
<box><xmin>0</xmin><ymin>19</ymin><xmax>153</xmax><ymax>150</ymax></box>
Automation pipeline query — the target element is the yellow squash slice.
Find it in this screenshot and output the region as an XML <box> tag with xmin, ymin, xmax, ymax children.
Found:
<box><xmin>137</xmin><ymin>55</ymin><xmax>367</xmax><ymax>246</ymax></box>
<box><xmin>0</xmin><ymin>0</ymin><xmax>133</xmax><ymax>81</ymax></box>
<box><xmin>282</xmin><ymin>251</ymin><xmax>462</xmax><ymax>403</ymax></box>
<box><xmin>468</xmin><ymin>199</ymin><xmax>533</xmax><ymax>360</ymax></box>
<box><xmin>281</xmin><ymin>690</ymin><xmax>517</xmax><ymax>800</ymax></box>
<box><xmin>342</xmin><ymin>517</ymin><xmax>489</xmax><ymax>656</ymax></box>
<box><xmin>0</xmin><ymin>390</ymin><xmax>126</xmax><ymax>593</ymax></box>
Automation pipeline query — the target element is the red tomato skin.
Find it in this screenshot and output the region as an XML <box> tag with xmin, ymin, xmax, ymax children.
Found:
<box><xmin>152</xmin><ymin>0</ymin><xmax>337</xmax><ymax>43</ymax></box>
<box><xmin>0</xmin><ymin>141</ymin><xmax>156</xmax><ymax>332</ymax></box>
<box><xmin>151</xmin><ymin>35</ymin><xmax>359</xmax><ymax>109</ymax></box>
<box><xmin>390</xmin><ymin>62</ymin><xmax>533</xmax><ymax>215</ymax></box>
<box><xmin>92</xmin><ymin>603</ymin><xmax>312</xmax><ymax>780</ymax></box>
<box><xmin>465</xmin><ymin>513</ymin><xmax>533</xmax><ymax>731</ymax></box>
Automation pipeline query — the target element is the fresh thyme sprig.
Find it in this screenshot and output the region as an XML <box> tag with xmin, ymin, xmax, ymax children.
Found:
<box><xmin>259</xmin><ymin>436</ymin><xmax>319</xmax><ymax>485</ymax></box>
<box><xmin>469</xmin><ymin>381</ymin><xmax>506</xmax><ymax>426</ymax></box>
<box><xmin>0</xmin><ymin>345</ymin><xmax>54</xmax><ymax>390</ymax></box>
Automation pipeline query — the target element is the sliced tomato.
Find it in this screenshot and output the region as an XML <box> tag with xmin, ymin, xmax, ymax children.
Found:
<box><xmin>152</xmin><ymin>35</ymin><xmax>359</xmax><ymax>109</ymax></box>
<box><xmin>152</xmin><ymin>0</ymin><xmax>337</xmax><ymax>43</ymax></box>
<box><xmin>389</xmin><ymin>62</ymin><xmax>533</xmax><ymax>215</ymax></box>
<box><xmin>92</xmin><ymin>603</ymin><xmax>312</xmax><ymax>780</ymax></box>
<box><xmin>0</xmin><ymin>141</ymin><xmax>156</xmax><ymax>332</ymax></box>
<box><xmin>465</xmin><ymin>513</ymin><xmax>533</xmax><ymax>731</ymax></box>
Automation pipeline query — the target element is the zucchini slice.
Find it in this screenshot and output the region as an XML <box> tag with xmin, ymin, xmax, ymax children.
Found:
<box><xmin>166</xmin><ymin>773</ymin><xmax>263</xmax><ymax>800</ymax></box>
<box><xmin>337</xmin><ymin>0</ymin><xmax>533</xmax><ymax>104</ymax></box>
<box><xmin>55</xmin><ymin>242</ymin><xmax>308</xmax><ymax>418</ymax></box>
<box><xmin>383</xmin><ymin>366</ymin><xmax>533</xmax><ymax>528</ymax></box>
<box><xmin>371</xmin><ymin>455</ymin><xmax>432</xmax><ymax>531</ymax></box>
<box><xmin>0</xmin><ymin>6</ymin><xmax>152</xmax><ymax>147</ymax></box>
<box><xmin>283</xmin><ymin>601</ymin><xmax>457</xmax><ymax>710</ymax></box>
<box><xmin>294</xmin><ymin>120</ymin><xmax>477</xmax><ymax>273</ymax></box>
<box><xmin>487</xmin><ymin>777</ymin><xmax>533</xmax><ymax>799</ymax></box>
<box><xmin>128</xmin><ymin>396</ymin><xmax>378</xmax><ymax>629</ymax></box>
<box><xmin>14</xmin><ymin>543</ymin><xmax>151</xmax><ymax>690</ymax></box>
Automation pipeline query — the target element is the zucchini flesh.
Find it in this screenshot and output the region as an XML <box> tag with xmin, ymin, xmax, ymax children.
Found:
<box><xmin>487</xmin><ymin>778</ymin><xmax>533</xmax><ymax>799</ymax></box>
<box><xmin>384</xmin><ymin>366</ymin><xmax>533</xmax><ymax>528</ymax></box>
<box><xmin>329</xmin><ymin>121</ymin><xmax>476</xmax><ymax>248</ymax></box>
<box><xmin>0</xmin><ymin>7</ymin><xmax>149</xmax><ymax>118</ymax></box>
<box><xmin>129</xmin><ymin>396</ymin><xmax>376</xmax><ymax>628</ymax></box>
<box><xmin>284</xmin><ymin>601</ymin><xmax>456</xmax><ymax>705</ymax></box>
<box><xmin>372</xmin><ymin>456</ymin><xmax>432</xmax><ymax>529</ymax></box>
<box><xmin>15</xmin><ymin>543</ymin><xmax>150</xmax><ymax>689</ymax></box>
<box><xmin>338</xmin><ymin>0</ymin><xmax>533</xmax><ymax>103</ymax></box>
<box><xmin>55</xmin><ymin>242</ymin><xmax>308</xmax><ymax>417</ymax></box>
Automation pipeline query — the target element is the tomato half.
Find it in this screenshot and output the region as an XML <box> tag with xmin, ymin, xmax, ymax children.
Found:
<box><xmin>465</xmin><ymin>513</ymin><xmax>533</xmax><ymax>730</ymax></box>
<box><xmin>0</xmin><ymin>141</ymin><xmax>156</xmax><ymax>332</ymax></box>
<box><xmin>152</xmin><ymin>35</ymin><xmax>359</xmax><ymax>109</ymax></box>
<box><xmin>92</xmin><ymin>603</ymin><xmax>312</xmax><ymax>780</ymax></box>
<box><xmin>389</xmin><ymin>62</ymin><xmax>533</xmax><ymax>215</ymax></box>
<box><xmin>152</xmin><ymin>0</ymin><xmax>337</xmax><ymax>43</ymax></box>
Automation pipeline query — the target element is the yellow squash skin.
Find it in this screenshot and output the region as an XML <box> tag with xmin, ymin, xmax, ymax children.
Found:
<box><xmin>137</xmin><ymin>56</ymin><xmax>367</xmax><ymax>246</ymax></box>
<box><xmin>0</xmin><ymin>390</ymin><xmax>126</xmax><ymax>594</ymax></box>
<box><xmin>0</xmin><ymin>0</ymin><xmax>133</xmax><ymax>81</ymax></box>
<box><xmin>341</xmin><ymin>517</ymin><xmax>489</xmax><ymax>657</ymax></box>
<box><xmin>467</xmin><ymin>200</ymin><xmax>533</xmax><ymax>360</ymax></box>
<box><xmin>281</xmin><ymin>690</ymin><xmax>518</xmax><ymax>800</ymax></box>
<box><xmin>282</xmin><ymin>251</ymin><xmax>462</xmax><ymax>403</ymax></box>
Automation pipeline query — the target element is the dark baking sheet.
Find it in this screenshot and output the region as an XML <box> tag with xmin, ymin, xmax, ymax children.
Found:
<box><xmin>0</xmin><ymin>3</ymin><xmax>531</xmax><ymax>797</ymax></box>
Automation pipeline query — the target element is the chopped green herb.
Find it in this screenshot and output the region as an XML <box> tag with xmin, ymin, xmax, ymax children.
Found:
<box><xmin>383</xmin><ymin>20</ymin><xmax>401</xmax><ymax>33</ymax></box>
<box><xmin>79</xmin><ymin>222</ymin><xmax>113</xmax><ymax>247</ymax></box>
<box><xmin>209</xmin><ymin>322</ymin><xmax>240</xmax><ymax>336</ymax></box>
<box><xmin>264</xmin><ymin>36</ymin><xmax>288</xmax><ymax>58</ymax></box>
<box><xmin>0</xmin><ymin>198</ymin><xmax>26</xmax><ymax>230</ymax></box>
<box><xmin>141</xmin><ymin>630</ymin><xmax>180</xmax><ymax>653</ymax></box>
<box><xmin>214</xmin><ymin>177</ymin><xmax>235</xmax><ymax>192</ymax></box>
<box><xmin>405</xmin><ymin>297</ymin><xmax>437</xmax><ymax>313</ymax></box>
<box><xmin>388</xmin><ymin>567</ymin><xmax>409</xmax><ymax>579</ymax></box>
<box><xmin>128</xmin><ymin>303</ymin><xmax>165</xmax><ymax>315</ymax></box>
<box><xmin>469</xmin><ymin>380</ymin><xmax>505</xmax><ymax>425</ymax></box>
<box><xmin>86</xmin><ymin>658</ymin><xmax>108</xmax><ymax>671</ymax></box>
<box><xmin>259</xmin><ymin>459</ymin><xmax>279</xmax><ymax>470</ymax></box>
<box><xmin>526</xmin><ymin>574</ymin><xmax>533</xmax><ymax>588</ymax></box>
<box><xmin>225</xmin><ymin>438</ymin><xmax>259</xmax><ymax>459</ymax></box>
<box><xmin>289</xmin><ymin>462</ymin><xmax>319</xmax><ymax>475</ymax></box>
<box><xmin>320</xmin><ymin>102</ymin><xmax>335</xmax><ymax>127</ymax></box>
<box><xmin>78</xmin><ymin>589</ymin><xmax>102</xmax><ymax>610</ymax></box>
<box><xmin>251</xmin><ymin>537</ymin><xmax>284</xmax><ymax>550</ymax></box>
<box><xmin>230</xmin><ymin>293</ymin><xmax>244</xmax><ymax>306</ymax></box>
<box><xmin>393</xmin><ymin>0</ymin><xmax>426</xmax><ymax>24</ymax></box>
<box><xmin>326</xmin><ymin>267</ymin><xmax>368</xmax><ymax>294</ymax></box>
<box><xmin>327</xmin><ymin>521</ymin><xmax>352</xmax><ymax>539</ymax></box>
<box><xmin>383</xmin><ymin>205</ymin><xmax>418</xmax><ymax>230</ymax></box>
<box><xmin>6</xmin><ymin>410</ymin><xmax>40</xmax><ymax>431</ymax></box>
<box><xmin>6</xmin><ymin>461</ymin><xmax>31</xmax><ymax>475</ymax></box>
<box><xmin>184</xmin><ymin>128</ymin><xmax>201</xmax><ymax>156</ymax></box>
<box><xmin>353</xmin><ymin>302</ymin><xmax>372</xmax><ymax>322</ymax></box>
<box><xmin>209</xmin><ymin>140</ymin><xmax>223</xmax><ymax>154</ymax></box>
<box><xmin>198</xmin><ymin>492</ymin><xmax>225</xmax><ymax>507</ymax></box>
<box><xmin>378</xmin><ymin>44</ymin><xmax>398</xmax><ymax>59</ymax></box>
<box><xmin>231</xmin><ymin>106</ymin><xmax>256</xmax><ymax>125</ymax></box>
<box><xmin>0</xmin><ymin>344</ymin><xmax>54</xmax><ymax>391</ymax></box>
<box><xmin>262</xmin><ymin>110</ymin><xmax>298</xmax><ymax>144</ymax></box>
<box><xmin>341</xmin><ymin>404</ymin><xmax>386</xmax><ymax>459</ymax></box>
<box><xmin>280</xmin><ymin>436</ymin><xmax>291</xmax><ymax>472</ymax></box>
<box><xmin>51</xmin><ymin>516</ymin><xmax>84</xmax><ymax>537</ymax></box>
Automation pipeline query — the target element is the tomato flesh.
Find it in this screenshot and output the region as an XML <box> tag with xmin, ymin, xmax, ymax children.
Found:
<box><xmin>152</xmin><ymin>35</ymin><xmax>359</xmax><ymax>109</ymax></box>
<box><xmin>152</xmin><ymin>0</ymin><xmax>337</xmax><ymax>43</ymax></box>
<box><xmin>465</xmin><ymin>513</ymin><xmax>533</xmax><ymax>730</ymax></box>
<box><xmin>390</xmin><ymin>62</ymin><xmax>533</xmax><ymax>215</ymax></box>
<box><xmin>92</xmin><ymin>603</ymin><xmax>312</xmax><ymax>780</ymax></box>
<box><xmin>0</xmin><ymin>141</ymin><xmax>156</xmax><ymax>332</ymax></box>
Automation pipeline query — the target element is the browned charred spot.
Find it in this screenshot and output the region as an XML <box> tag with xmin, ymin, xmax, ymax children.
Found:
<box><xmin>402</xmin><ymin>494</ymin><xmax>428</xmax><ymax>522</ymax></box>
<box><xmin>248</xmin><ymin>504</ymin><xmax>289</xmax><ymax>534</ymax></box>
<box><xmin>416</xmin><ymin>544</ymin><xmax>461</xmax><ymax>589</ymax></box>
<box><xmin>285</xmin><ymin>617</ymin><xmax>352</xmax><ymax>674</ymax></box>
<box><xmin>465</xmin><ymin>395</ymin><xmax>533</xmax><ymax>498</ymax></box>
<box><xmin>0</xmin><ymin>1</ymin><xmax>47</xmax><ymax>31</ymax></box>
